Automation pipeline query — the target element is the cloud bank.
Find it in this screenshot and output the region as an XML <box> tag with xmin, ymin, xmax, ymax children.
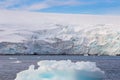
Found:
<box><xmin>0</xmin><ymin>0</ymin><xmax>81</xmax><ymax>10</ymax></box>
<box><xmin>0</xmin><ymin>0</ymin><xmax>120</xmax><ymax>14</ymax></box>
<box><xmin>0</xmin><ymin>0</ymin><xmax>116</xmax><ymax>11</ymax></box>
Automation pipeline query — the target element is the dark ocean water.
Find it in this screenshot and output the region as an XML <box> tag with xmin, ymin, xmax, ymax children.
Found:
<box><xmin>0</xmin><ymin>55</ymin><xmax>120</xmax><ymax>80</ymax></box>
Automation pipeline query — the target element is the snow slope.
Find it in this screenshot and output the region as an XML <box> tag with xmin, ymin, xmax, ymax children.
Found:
<box><xmin>0</xmin><ymin>10</ymin><xmax>120</xmax><ymax>55</ymax></box>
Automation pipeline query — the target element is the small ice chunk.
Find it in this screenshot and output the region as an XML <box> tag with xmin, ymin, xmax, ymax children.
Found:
<box><xmin>28</xmin><ymin>65</ymin><xmax>35</xmax><ymax>70</ymax></box>
<box><xmin>9</xmin><ymin>57</ymin><xmax>17</xmax><ymax>60</ymax></box>
<box><xmin>12</xmin><ymin>60</ymin><xmax>22</xmax><ymax>64</ymax></box>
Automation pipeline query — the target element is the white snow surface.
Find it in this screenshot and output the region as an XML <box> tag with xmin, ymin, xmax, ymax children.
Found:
<box><xmin>0</xmin><ymin>10</ymin><xmax>120</xmax><ymax>55</ymax></box>
<box><xmin>15</xmin><ymin>60</ymin><xmax>104</xmax><ymax>80</ymax></box>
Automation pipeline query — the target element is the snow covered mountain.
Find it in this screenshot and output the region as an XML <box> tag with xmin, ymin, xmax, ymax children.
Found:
<box><xmin>0</xmin><ymin>10</ymin><xmax>120</xmax><ymax>56</ymax></box>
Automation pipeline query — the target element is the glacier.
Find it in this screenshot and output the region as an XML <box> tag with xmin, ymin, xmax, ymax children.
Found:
<box><xmin>15</xmin><ymin>60</ymin><xmax>104</xmax><ymax>80</ymax></box>
<box><xmin>0</xmin><ymin>10</ymin><xmax>120</xmax><ymax>55</ymax></box>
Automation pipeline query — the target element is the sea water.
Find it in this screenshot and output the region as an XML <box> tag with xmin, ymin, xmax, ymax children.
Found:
<box><xmin>0</xmin><ymin>55</ymin><xmax>120</xmax><ymax>80</ymax></box>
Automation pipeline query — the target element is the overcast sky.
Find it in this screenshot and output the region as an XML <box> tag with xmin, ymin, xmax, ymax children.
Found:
<box><xmin>0</xmin><ymin>0</ymin><xmax>120</xmax><ymax>14</ymax></box>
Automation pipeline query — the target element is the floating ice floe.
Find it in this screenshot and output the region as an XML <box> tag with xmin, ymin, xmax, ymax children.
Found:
<box><xmin>15</xmin><ymin>60</ymin><xmax>104</xmax><ymax>80</ymax></box>
<box><xmin>11</xmin><ymin>60</ymin><xmax>22</xmax><ymax>64</ymax></box>
<box><xmin>9</xmin><ymin>57</ymin><xmax>17</xmax><ymax>60</ymax></box>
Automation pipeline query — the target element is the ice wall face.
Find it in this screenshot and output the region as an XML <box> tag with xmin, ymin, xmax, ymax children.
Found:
<box><xmin>15</xmin><ymin>60</ymin><xmax>104</xmax><ymax>80</ymax></box>
<box><xmin>0</xmin><ymin>11</ymin><xmax>120</xmax><ymax>55</ymax></box>
<box><xmin>0</xmin><ymin>24</ymin><xmax>120</xmax><ymax>55</ymax></box>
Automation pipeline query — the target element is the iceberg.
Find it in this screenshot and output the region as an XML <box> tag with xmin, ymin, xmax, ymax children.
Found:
<box><xmin>15</xmin><ymin>60</ymin><xmax>104</xmax><ymax>80</ymax></box>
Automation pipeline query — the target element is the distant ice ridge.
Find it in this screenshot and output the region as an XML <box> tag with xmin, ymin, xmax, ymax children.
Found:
<box><xmin>15</xmin><ymin>60</ymin><xmax>104</xmax><ymax>80</ymax></box>
<box><xmin>0</xmin><ymin>24</ymin><xmax>120</xmax><ymax>56</ymax></box>
<box><xmin>0</xmin><ymin>11</ymin><xmax>120</xmax><ymax>56</ymax></box>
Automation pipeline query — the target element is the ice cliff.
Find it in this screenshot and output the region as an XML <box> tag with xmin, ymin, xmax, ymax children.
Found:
<box><xmin>0</xmin><ymin>10</ymin><xmax>120</xmax><ymax>56</ymax></box>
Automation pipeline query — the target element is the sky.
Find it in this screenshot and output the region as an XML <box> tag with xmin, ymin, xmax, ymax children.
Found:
<box><xmin>0</xmin><ymin>0</ymin><xmax>120</xmax><ymax>15</ymax></box>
